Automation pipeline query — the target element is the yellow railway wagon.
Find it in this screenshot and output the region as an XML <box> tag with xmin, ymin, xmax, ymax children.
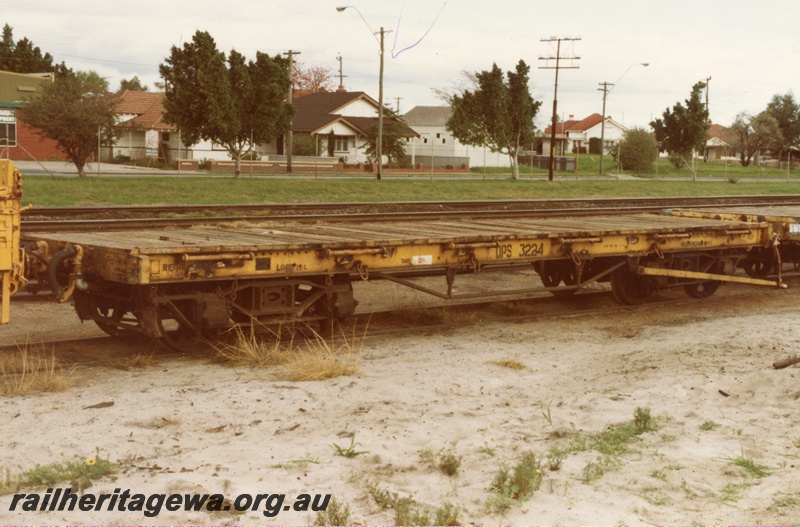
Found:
<box><xmin>23</xmin><ymin>213</ymin><xmax>779</xmax><ymax>350</ymax></box>
<box><xmin>669</xmin><ymin>206</ymin><xmax>800</xmax><ymax>279</ymax></box>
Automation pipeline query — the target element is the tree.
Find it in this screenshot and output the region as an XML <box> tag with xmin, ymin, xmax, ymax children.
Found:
<box><xmin>650</xmin><ymin>81</ymin><xmax>709</xmax><ymax>180</ymax></box>
<box><xmin>729</xmin><ymin>111</ymin><xmax>783</xmax><ymax>167</ymax></box>
<box><xmin>766</xmin><ymin>92</ymin><xmax>800</xmax><ymax>159</ymax></box>
<box><xmin>292</xmin><ymin>62</ymin><xmax>334</xmax><ymax>94</ymax></box>
<box><xmin>0</xmin><ymin>24</ymin><xmax>70</xmax><ymax>77</ymax></box>
<box><xmin>292</xmin><ymin>134</ymin><xmax>319</xmax><ymax>156</ymax></box>
<box><xmin>615</xmin><ymin>128</ymin><xmax>658</xmax><ymax>172</ymax></box>
<box><xmin>18</xmin><ymin>71</ymin><xmax>119</xmax><ymax>178</ymax></box>
<box><xmin>446</xmin><ymin>60</ymin><xmax>541</xmax><ymax>180</ymax></box>
<box><xmin>159</xmin><ymin>30</ymin><xmax>294</xmax><ymax>177</ymax></box>
<box><xmin>118</xmin><ymin>76</ymin><xmax>148</xmax><ymax>93</ymax></box>
<box><xmin>361</xmin><ymin>120</ymin><xmax>408</xmax><ymax>167</ymax></box>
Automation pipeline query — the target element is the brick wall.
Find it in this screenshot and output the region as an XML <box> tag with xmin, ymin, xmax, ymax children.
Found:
<box><xmin>8</xmin><ymin>119</ymin><xmax>66</xmax><ymax>161</ymax></box>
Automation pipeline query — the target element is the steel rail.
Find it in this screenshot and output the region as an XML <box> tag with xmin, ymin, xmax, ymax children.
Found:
<box><xmin>20</xmin><ymin>200</ymin><xmax>800</xmax><ymax>233</ymax></box>
<box><xmin>21</xmin><ymin>194</ymin><xmax>800</xmax><ymax>219</ymax></box>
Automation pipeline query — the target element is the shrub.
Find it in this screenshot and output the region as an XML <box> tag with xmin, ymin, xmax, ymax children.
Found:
<box><xmin>616</xmin><ymin>127</ymin><xmax>658</xmax><ymax>172</ymax></box>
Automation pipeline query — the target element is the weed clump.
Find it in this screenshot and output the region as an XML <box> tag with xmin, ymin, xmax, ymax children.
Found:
<box><xmin>486</xmin><ymin>451</ymin><xmax>543</xmax><ymax>514</ymax></box>
<box><xmin>314</xmin><ymin>495</ymin><xmax>351</xmax><ymax>525</ymax></box>
<box><xmin>419</xmin><ymin>446</ymin><xmax>461</xmax><ymax>477</ymax></box>
<box><xmin>1</xmin><ymin>449</ymin><xmax>118</xmax><ymax>494</ymax></box>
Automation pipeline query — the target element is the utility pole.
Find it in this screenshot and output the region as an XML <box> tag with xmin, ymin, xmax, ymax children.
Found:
<box><xmin>597</xmin><ymin>82</ymin><xmax>612</xmax><ymax>175</ymax></box>
<box><xmin>335</xmin><ymin>53</ymin><xmax>347</xmax><ymax>91</ymax></box>
<box><xmin>376</xmin><ymin>27</ymin><xmax>389</xmax><ymax>181</ymax></box>
<box><xmin>394</xmin><ymin>97</ymin><xmax>403</xmax><ymax>114</ymax></box>
<box><xmin>284</xmin><ymin>49</ymin><xmax>301</xmax><ymax>173</ymax></box>
<box><xmin>597</xmin><ymin>62</ymin><xmax>649</xmax><ymax>175</ymax></box>
<box><xmin>704</xmin><ymin>75</ymin><xmax>711</xmax><ymax>162</ymax></box>
<box><xmin>539</xmin><ymin>37</ymin><xmax>581</xmax><ymax>182</ymax></box>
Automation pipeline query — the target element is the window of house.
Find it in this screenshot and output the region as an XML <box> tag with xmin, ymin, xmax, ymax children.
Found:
<box><xmin>442</xmin><ymin>138</ymin><xmax>446</xmax><ymax>144</ymax></box>
<box><xmin>0</xmin><ymin>123</ymin><xmax>16</xmax><ymax>147</ymax></box>
<box><xmin>161</xmin><ymin>132</ymin><xmax>170</xmax><ymax>142</ymax></box>
<box><xmin>423</xmin><ymin>137</ymin><xmax>428</xmax><ymax>144</ymax></box>
<box><xmin>334</xmin><ymin>135</ymin><xmax>349</xmax><ymax>152</ymax></box>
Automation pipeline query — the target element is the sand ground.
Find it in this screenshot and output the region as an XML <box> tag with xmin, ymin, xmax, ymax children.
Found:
<box><xmin>1</xmin><ymin>274</ymin><xmax>799</xmax><ymax>525</ymax></box>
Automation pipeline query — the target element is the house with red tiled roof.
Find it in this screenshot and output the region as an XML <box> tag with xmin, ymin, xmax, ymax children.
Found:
<box><xmin>542</xmin><ymin>113</ymin><xmax>627</xmax><ymax>156</ymax></box>
<box><xmin>291</xmin><ymin>90</ymin><xmax>417</xmax><ymax>164</ymax></box>
<box><xmin>111</xmin><ymin>91</ymin><xmax>180</xmax><ymax>162</ymax></box>
<box><xmin>705</xmin><ymin>122</ymin><xmax>738</xmax><ymax>161</ymax></box>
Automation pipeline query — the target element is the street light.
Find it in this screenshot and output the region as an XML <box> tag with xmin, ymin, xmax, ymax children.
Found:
<box><xmin>598</xmin><ymin>62</ymin><xmax>649</xmax><ymax>175</ymax></box>
<box><xmin>336</xmin><ymin>5</ymin><xmax>385</xmax><ymax>181</ymax></box>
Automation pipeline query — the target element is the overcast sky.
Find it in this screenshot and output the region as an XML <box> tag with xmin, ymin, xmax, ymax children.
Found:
<box><xmin>2</xmin><ymin>0</ymin><xmax>798</xmax><ymax>130</ymax></box>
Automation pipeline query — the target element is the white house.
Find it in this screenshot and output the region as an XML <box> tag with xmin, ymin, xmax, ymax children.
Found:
<box><xmin>401</xmin><ymin>106</ymin><xmax>509</xmax><ymax>168</ymax></box>
<box><xmin>291</xmin><ymin>90</ymin><xmax>417</xmax><ymax>165</ymax></box>
<box><xmin>541</xmin><ymin>113</ymin><xmax>627</xmax><ymax>156</ymax></box>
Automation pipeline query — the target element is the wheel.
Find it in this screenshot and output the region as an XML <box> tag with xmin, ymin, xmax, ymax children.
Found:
<box><xmin>683</xmin><ymin>280</ymin><xmax>721</xmax><ymax>298</ymax></box>
<box><xmin>742</xmin><ymin>259</ymin><xmax>774</xmax><ymax>278</ymax></box>
<box><xmin>610</xmin><ymin>267</ymin><xmax>653</xmax><ymax>305</ymax></box>
<box><xmin>153</xmin><ymin>300</ymin><xmax>207</xmax><ymax>352</ymax></box>
<box><xmin>537</xmin><ymin>261</ymin><xmax>577</xmax><ymax>296</ymax></box>
<box><xmin>73</xmin><ymin>291</ymin><xmax>139</xmax><ymax>338</ymax></box>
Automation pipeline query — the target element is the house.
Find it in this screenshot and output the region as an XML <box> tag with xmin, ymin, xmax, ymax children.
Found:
<box><xmin>0</xmin><ymin>70</ymin><xmax>62</xmax><ymax>161</ymax></box>
<box><xmin>541</xmin><ymin>113</ymin><xmax>627</xmax><ymax>156</ymax></box>
<box><xmin>111</xmin><ymin>89</ymin><xmax>417</xmax><ymax>168</ymax></box>
<box><xmin>291</xmin><ymin>90</ymin><xmax>417</xmax><ymax>165</ymax></box>
<box><xmin>112</xmin><ymin>91</ymin><xmax>183</xmax><ymax>163</ymax></box>
<box><xmin>401</xmin><ymin>105</ymin><xmax>505</xmax><ymax>168</ymax></box>
<box><xmin>705</xmin><ymin>122</ymin><xmax>738</xmax><ymax>161</ymax></box>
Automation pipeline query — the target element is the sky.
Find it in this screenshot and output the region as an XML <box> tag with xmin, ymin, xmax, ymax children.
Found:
<box><xmin>2</xmin><ymin>0</ymin><xmax>798</xmax><ymax>130</ymax></box>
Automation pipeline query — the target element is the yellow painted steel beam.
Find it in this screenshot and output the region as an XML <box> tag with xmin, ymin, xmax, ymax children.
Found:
<box><xmin>0</xmin><ymin>160</ymin><xmax>24</xmax><ymax>323</ymax></box>
<box><xmin>637</xmin><ymin>266</ymin><xmax>786</xmax><ymax>288</ymax></box>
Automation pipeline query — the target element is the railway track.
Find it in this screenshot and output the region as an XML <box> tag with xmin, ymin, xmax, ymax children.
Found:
<box><xmin>1</xmin><ymin>282</ymin><xmax>792</xmax><ymax>372</ymax></box>
<box><xmin>20</xmin><ymin>195</ymin><xmax>800</xmax><ymax>232</ymax></box>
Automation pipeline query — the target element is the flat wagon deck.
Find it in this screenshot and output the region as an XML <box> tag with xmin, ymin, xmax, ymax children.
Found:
<box><xmin>20</xmin><ymin>212</ymin><xmax>781</xmax><ymax>350</ymax></box>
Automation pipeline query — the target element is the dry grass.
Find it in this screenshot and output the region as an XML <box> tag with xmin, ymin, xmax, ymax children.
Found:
<box><xmin>487</xmin><ymin>358</ymin><xmax>528</xmax><ymax>371</ymax></box>
<box><xmin>279</xmin><ymin>334</ymin><xmax>361</xmax><ymax>381</ymax></box>
<box><xmin>213</xmin><ymin>325</ymin><xmax>361</xmax><ymax>381</ymax></box>
<box><xmin>0</xmin><ymin>344</ymin><xmax>76</xmax><ymax>396</ymax></box>
<box><xmin>213</xmin><ymin>326</ymin><xmax>291</xmax><ymax>368</ymax></box>
<box><xmin>127</xmin><ymin>352</ymin><xmax>158</xmax><ymax>369</ymax></box>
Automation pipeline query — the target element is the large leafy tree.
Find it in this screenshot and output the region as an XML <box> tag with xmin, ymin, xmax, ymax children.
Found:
<box><xmin>19</xmin><ymin>71</ymin><xmax>119</xmax><ymax>178</ymax></box>
<box><xmin>0</xmin><ymin>23</ymin><xmax>70</xmax><ymax>77</ymax></box>
<box><xmin>117</xmin><ymin>76</ymin><xmax>148</xmax><ymax>93</ymax></box>
<box><xmin>650</xmin><ymin>81</ymin><xmax>709</xmax><ymax>180</ymax></box>
<box><xmin>159</xmin><ymin>31</ymin><xmax>294</xmax><ymax>178</ymax></box>
<box><xmin>766</xmin><ymin>92</ymin><xmax>800</xmax><ymax>159</ymax></box>
<box><xmin>446</xmin><ymin>60</ymin><xmax>541</xmax><ymax>180</ymax></box>
<box><xmin>729</xmin><ymin>111</ymin><xmax>783</xmax><ymax>167</ymax></box>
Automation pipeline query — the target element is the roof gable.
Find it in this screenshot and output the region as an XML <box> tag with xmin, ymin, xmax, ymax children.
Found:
<box><xmin>115</xmin><ymin>90</ymin><xmax>175</xmax><ymax>131</ymax></box>
<box><xmin>545</xmin><ymin>113</ymin><xmax>626</xmax><ymax>134</ymax></box>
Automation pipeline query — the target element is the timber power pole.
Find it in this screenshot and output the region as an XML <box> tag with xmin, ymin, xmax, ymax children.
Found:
<box><xmin>597</xmin><ymin>82</ymin><xmax>612</xmax><ymax>175</ymax></box>
<box><xmin>539</xmin><ymin>37</ymin><xmax>581</xmax><ymax>182</ymax></box>
<box><xmin>335</xmin><ymin>53</ymin><xmax>347</xmax><ymax>91</ymax></box>
<box><xmin>284</xmin><ymin>49</ymin><xmax>301</xmax><ymax>173</ymax></box>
